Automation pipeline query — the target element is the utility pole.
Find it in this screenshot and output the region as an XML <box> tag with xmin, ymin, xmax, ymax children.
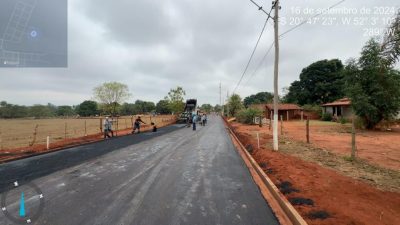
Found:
<box><xmin>272</xmin><ymin>0</ymin><xmax>280</xmax><ymax>151</ymax></box>
<box><xmin>221</xmin><ymin>98</ymin><xmax>225</xmax><ymax>116</ymax></box>
<box><xmin>219</xmin><ymin>82</ymin><xmax>222</xmax><ymax>113</ymax></box>
<box><xmin>226</xmin><ymin>91</ymin><xmax>230</xmax><ymax>117</ymax></box>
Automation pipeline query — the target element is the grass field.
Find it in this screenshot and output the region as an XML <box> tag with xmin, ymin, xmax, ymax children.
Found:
<box><xmin>0</xmin><ymin>115</ymin><xmax>175</xmax><ymax>150</ymax></box>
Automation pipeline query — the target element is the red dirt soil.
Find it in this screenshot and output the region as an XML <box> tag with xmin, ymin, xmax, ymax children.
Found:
<box><xmin>0</xmin><ymin>120</ymin><xmax>176</xmax><ymax>163</ymax></box>
<box><xmin>282</xmin><ymin>121</ymin><xmax>400</xmax><ymax>171</ymax></box>
<box><xmin>229</xmin><ymin>122</ymin><xmax>400</xmax><ymax>225</ymax></box>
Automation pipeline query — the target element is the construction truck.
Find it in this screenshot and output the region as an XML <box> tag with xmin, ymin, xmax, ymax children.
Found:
<box><xmin>177</xmin><ymin>99</ymin><xmax>197</xmax><ymax>123</ymax></box>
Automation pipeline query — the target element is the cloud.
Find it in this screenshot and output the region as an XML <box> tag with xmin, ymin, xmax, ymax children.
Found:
<box><xmin>0</xmin><ymin>0</ymin><xmax>399</xmax><ymax>106</ymax></box>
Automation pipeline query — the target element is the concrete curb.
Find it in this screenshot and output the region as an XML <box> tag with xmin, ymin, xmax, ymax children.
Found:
<box><xmin>224</xmin><ymin>120</ymin><xmax>308</xmax><ymax>225</ymax></box>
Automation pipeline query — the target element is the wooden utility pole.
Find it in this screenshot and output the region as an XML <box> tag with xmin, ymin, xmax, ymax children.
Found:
<box><xmin>219</xmin><ymin>82</ymin><xmax>222</xmax><ymax>108</ymax></box>
<box><xmin>351</xmin><ymin>115</ymin><xmax>356</xmax><ymax>160</ymax></box>
<box><xmin>272</xmin><ymin>0</ymin><xmax>280</xmax><ymax>151</ymax></box>
<box><xmin>226</xmin><ymin>91</ymin><xmax>230</xmax><ymax>117</ymax></box>
<box><xmin>306</xmin><ymin>117</ymin><xmax>310</xmax><ymax>144</ymax></box>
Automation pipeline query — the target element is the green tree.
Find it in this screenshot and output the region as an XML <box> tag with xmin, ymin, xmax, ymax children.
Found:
<box><xmin>120</xmin><ymin>103</ymin><xmax>136</xmax><ymax>115</ymax></box>
<box><xmin>243</xmin><ymin>92</ymin><xmax>274</xmax><ymax>107</ymax></box>
<box><xmin>236</xmin><ymin>108</ymin><xmax>263</xmax><ymax>124</ymax></box>
<box><xmin>345</xmin><ymin>39</ymin><xmax>400</xmax><ymax>129</ymax></box>
<box><xmin>285</xmin><ymin>59</ymin><xmax>345</xmax><ymax>105</ymax></box>
<box><xmin>228</xmin><ymin>94</ymin><xmax>244</xmax><ymax>117</ymax></box>
<box><xmin>200</xmin><ymin>104</ymin><xmax>213</xmax><ymax>113</ymax></box>
<box><xmin>93</xmin><ymin>82</ymin><xmax>131</xmax><ymax>116</ymax></box>
<box><xmin>29</xmin><ymin>105</ymin><xmax>54</xmax><ymax>118</ymax></box>
<box><xmin>156</xmin><ymin>100</ymin><xmax>171</xmax><ymax>114</ymax></box>
<box><xmin>76</xmin><ymin>100</ymin><xmax>98</xmax><ymax>117</ymax></box>
<box><xmin>0</xmin><ymin>102</ymin><xmax>28</xmax><ymax>118</ymax></box>
<box><xmin>56</xmin><ymin>106</ymin><xmax>75</xmax><ymax>117</ymax></box>
<box><xmin>381</xmin><ymin>12</ymin><xmax>400</xmax><ymax>67</ymax></box>
<box><xmin>165</xmin><ymin>86</ymin><xmax>186</xmax><ymax>114</ymax></box>
<box><xmin>0</xmin><ymin>101</ymin><xmax>13</xmax><ymax>118</ymax></box>
<box><xmin>11</xmin><ymin>105</ymin><xmax>29</xmax><ymax>118</ymax></box>
<box><xmin>213</xmin><ymin>104</ymin><xmax>222</xmax><ymax>113</ymax></box>
<box><xmin>133</xmin><ymin>100</ymin><xmax>156</xmax><ymax>114</ymax></box>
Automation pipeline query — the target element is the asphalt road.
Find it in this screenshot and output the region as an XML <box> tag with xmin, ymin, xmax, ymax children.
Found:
<box><xmin>0</xmin><ymin>116</ymin><xmax>279</xmax><ymax>225</ymax></box>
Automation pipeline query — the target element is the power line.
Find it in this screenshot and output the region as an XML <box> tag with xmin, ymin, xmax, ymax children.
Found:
<box><xmin>280</xmin><ymin>0</ymin><xmax>347</xmax><ymax>37</ymax></box>
<box><xmin>243</xmin><ymin>42</ymin><xmax>274</xmax><ymax>87</ymax></box>
<box><xmin>249</xmin><ymin>0</ymin><xmax>274</xmax><ymax>20</ymax></box>
<box><xmin>233</xmin><ymin>3</ymin><xmax>276</xmax><ymax>94</ymax></box>
<box><xmin>241</xmin><ymin>0</ymin><xmax>349</xmax><ymax>89</ymax></box>
<box><xmin>232</xmin><ymin>15</ymin><xmax>272</xmax><ymax>94</ymax></box>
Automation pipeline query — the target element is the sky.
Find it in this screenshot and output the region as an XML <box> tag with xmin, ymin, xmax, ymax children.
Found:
<box><xmin>0</xmin><ymin>0</ymin><xmax>399</xmax><ymax>106</ymax></box>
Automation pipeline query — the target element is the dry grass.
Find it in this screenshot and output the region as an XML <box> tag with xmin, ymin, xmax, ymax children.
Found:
<box><xmin>0</xmin><ymin>115</ymin><xmax>174</xmax><ymax>150</ymax></box>
<box><xmin>279</xmin><ymin>137</ymin><xmax>400</xmax><ymax>192</ymax></box>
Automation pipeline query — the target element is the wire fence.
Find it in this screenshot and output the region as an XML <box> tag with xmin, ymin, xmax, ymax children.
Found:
<box><xmin>0</xmin><ymin>115</ymin><xmax>176</xmax><ymax>150</ymax></box>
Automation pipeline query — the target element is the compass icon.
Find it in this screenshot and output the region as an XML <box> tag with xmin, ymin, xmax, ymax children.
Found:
<box><xmin>1</xmin><ymin>181</ymin><xmax>44</xmax><ymax>224</ymax></box>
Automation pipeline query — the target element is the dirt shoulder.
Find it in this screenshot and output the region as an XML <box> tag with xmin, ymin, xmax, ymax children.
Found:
<box><xmin>282</xmin><ymin>120</ymin><xmax>400</xmax><ymax>171</ymax></box>
<box><xmin>228</xmin><ymin>122</ymin><xmax>400</xmax><ymax>225</ymax></box>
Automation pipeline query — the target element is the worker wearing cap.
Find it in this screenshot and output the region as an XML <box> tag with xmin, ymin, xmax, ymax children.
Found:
<box><xmin>103</xmin><ymin>117</ymin><xmax>113</xmax><ymax>139</ymax></box>
<box><xmin>192</xmin><ymin>113</ymin><xmax>197</xmax><ymax>131</ymax></box>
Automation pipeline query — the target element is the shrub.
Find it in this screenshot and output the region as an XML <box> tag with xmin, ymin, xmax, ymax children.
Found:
<box><xmin>354</xmin><ymin>116</ymin><xmax>365</xmax><ymax>129</ymax></box>
<box><xmin>321</xmin><ymin>113</ymin><xmax>332</xmax><ymax>121</ymax></box>
<box><xmin>302</xmin><ymin>104</ymin><xmax>323</xmax><ymax>116</ymax></box>
<box><xmin>339</xmin><ymin>116</ymin><xmax>348</xmax><ymax>124</ymax></box>
<box><xmin>236</xmin><ymin>108</ymin><xmax>263</xmax><ymax>124</ymax></box>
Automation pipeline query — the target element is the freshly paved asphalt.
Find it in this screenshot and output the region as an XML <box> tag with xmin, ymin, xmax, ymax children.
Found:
<box><xmin>0</xmin><ymin>116</ymin><xmax>279</xmax><ymax>225</ymax></box>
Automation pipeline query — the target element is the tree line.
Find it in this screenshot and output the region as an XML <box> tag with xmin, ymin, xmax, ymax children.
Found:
<box><xmin>223</xmin><ymin>37</ymin><xmax>400</xmax><ymax>129</ymax></box>
<box><xmin>223</xmin><ymin>13</ymin><xmax>400</xmax><ymax>129</ymax></box>
<box><xmin>281</xmin><ymin>38</ymin><xmax>400</xmax><ymax>129</ymax></box>
<box><xmin>0</xmin><ymin>85</ymin><xmax>220</xmax><ymax>119</ymax></box>
<box><xmin>0</xmin><ymin>100</ymin><xmax>161</xmax><ymax>119</ymax></box>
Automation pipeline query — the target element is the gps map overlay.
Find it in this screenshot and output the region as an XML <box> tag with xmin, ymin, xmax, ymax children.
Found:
<box><xmin>0</xmin><ymin>0</ymin><xmax>67</xmax><ymax>67</ymax></box>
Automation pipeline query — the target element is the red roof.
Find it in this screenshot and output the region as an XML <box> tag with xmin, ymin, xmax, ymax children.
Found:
<box><xmin>322</xmin><ymin>98</ymin><xmax>351</xmax><ymax>107</ymax></box>
<box><xmin>249</xmin><ymin>104</ymin><xmax>267</xmax><ymax>111</ymax></box>
<box><xmin>265</xmin><ymin>104</ymin><xmax>301</xmax><ymax>110</ymax></box>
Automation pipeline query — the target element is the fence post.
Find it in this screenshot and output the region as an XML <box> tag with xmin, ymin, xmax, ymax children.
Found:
<box><xmin>116</xmin><ymin>118</ymin><xmax>119</xmax><ymax>136</ymax></box>
<box><xmin>0</xmin><ymin>126</ymin><xmax>2</xmax><ymax>151</ymax></box>
<box><xmin>280</xmin><ymin>115</ymin><xmax>283</xmax><ymax>135</ymax></box>
<box><xmin>351</xmin><ymin>115</ymin><xmax>356</xmax><ymax>160</ymax></box>
<box><xmin>306</xmin><ymin>117</ymin><xmax>310</xmax><ymax>143</ymax></box>
<box><xmin>84</xmin><ymin>120</ymin><xmax>87</xmax><ymax>136</ymax></box>
<box><xmin>269</xmin><ymin>118</ymin><xmax>271</xmax><ymax>130</ymax></box>
<box><xmin>29</xmin><ymin>125</ymin><xmax>39</xmax><ymax>146</ymax></box>
<box><xmin>287</xmin><ymin>111</ymin><xmax>289</xmax><ymax>121</ymax></box>
<box><xmin>46</xmin><ymin>136</ymin><xmax>50</xmax><ymax>150</ymax></box>
<box><xmin>269</xmin><ymin>112</ymin><xmax>272</xmax><ymax>131</ymax></box>
<box><xmin>100</xmin><ymin>118</ymin><xmax>103</xmax><ymax>133</ymax></box>
<box><xmin>257</xmin><ymin>132</ymin><xmax>260</xmax><ymax>149</ymax></box>
<box><xmin>64</xmin><ymin>122</ymin><xmax>67</xmax><ymax>140</ymax></box>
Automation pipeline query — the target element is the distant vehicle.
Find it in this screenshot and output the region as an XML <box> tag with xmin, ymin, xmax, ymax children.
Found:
<box><xmin>177</xmin><ymin>99</ymin><xmax>197</xmax><ymax>123</ymax></box>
